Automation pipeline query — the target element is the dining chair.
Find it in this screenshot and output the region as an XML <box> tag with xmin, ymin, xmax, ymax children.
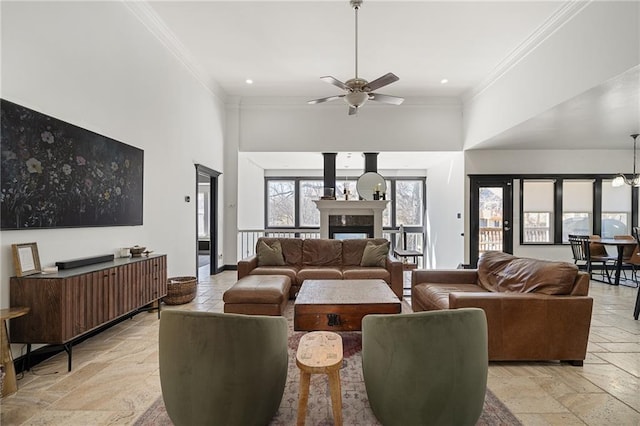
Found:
<box><xmin>568</xmin><ymin>234</ymin><xmax>614</xmax><ymax>283</ymax></box>
<box><xmin>614</xmin><ymin>235</ymin><xmax>638</xmax><ymax>282</ymax></box>
<box><xmin>631</xmin><ymin>232</ymin><xmax>640</xmax><ymax>320</ymax></box>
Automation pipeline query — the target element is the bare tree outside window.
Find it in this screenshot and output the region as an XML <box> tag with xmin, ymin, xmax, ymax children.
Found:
<box><xmin>396</xmin><ymin>180</ymin><xmax>423</xmax><ymax>226</ymax></box>
<box><xmin>523</xmin><ymin>212</ymin><xmax>551</xmax><ymax>243</ymax></box>
<box><xmin>267</xmin><ymin>180</ymin><xmax>295</xmax><ymax>226</ymax></box>
<box><xmin>336</xmin><ymin>180</ymin><xmax>357</xmax><ymax>200</ymax></box>
<box><xmin>300</xmin><ymin>180</ymin><xmax>323</xmax><ymax>226</ymax></box>
<box><xmin>383</xmin><ymin>180</ymin><xmax>391</xmax><ymax>226</ymax></box>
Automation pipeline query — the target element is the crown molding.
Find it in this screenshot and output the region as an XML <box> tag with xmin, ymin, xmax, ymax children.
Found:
<box><xmin>123</xmin><ymin>1</ymin><xmax>227</xmax><ymax>103</ymax></box>
<box><xmin>462</xmin><ymin>0</ymin><xmax>592</xmax><ymax>104</ymax></box>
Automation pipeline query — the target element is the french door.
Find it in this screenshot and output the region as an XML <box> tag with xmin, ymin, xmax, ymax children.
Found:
<box><xmin>470</xmin><ymin>177</ymin><xmax>513</xmax><ymax>267</ymax></box>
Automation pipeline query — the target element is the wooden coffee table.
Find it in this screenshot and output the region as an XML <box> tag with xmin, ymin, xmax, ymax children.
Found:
<box><xmin>294</xmin><ymin>279</ymin><xmax>401</xmax><ymax>332</ymax></box>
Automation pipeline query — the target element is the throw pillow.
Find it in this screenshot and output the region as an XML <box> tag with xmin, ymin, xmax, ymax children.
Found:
<box><xmin>360</xmin><ymin>241</ymin><xmax>389</xmax><ymax>267</ymax></box>
<box><xmin>257</xmin><ymin>240</ymin><xmax>286</xmax><ymax>266</ymax></box>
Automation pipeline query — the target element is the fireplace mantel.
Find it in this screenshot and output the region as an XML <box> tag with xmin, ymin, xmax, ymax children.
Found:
<box><xmin>313</xmin><ymin>200</ymin><xmax>390</xmax><ymax>238</ymax></box>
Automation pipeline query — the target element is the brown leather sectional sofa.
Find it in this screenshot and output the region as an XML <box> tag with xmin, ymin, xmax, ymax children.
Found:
<box><xmin>412</xmin><ymin>251</ymin><xmax>593</xmax><ymax>364</ymax></box>
<box><xmin>238</xmin><ymin>237</ymin><xmax>403</xmax><ymax>299</ymax></box>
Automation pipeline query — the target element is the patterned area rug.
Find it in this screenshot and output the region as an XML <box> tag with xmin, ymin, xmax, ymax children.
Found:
<box><xmin>136</xmin><ymin>305</ymin><xmax>521</xmax><ymax>425</ymax></box>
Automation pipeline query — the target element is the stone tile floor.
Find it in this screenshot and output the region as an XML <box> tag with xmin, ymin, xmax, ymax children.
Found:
<box><xmin>1</xmin><ymin>271</ymin><xmax>639</xmax><ymax>425</ymax></box>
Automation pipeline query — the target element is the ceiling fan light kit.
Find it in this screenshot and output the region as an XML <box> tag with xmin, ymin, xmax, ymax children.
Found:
<box><xmin>612</xmin><ymin>133</ymin><xmax>640</xmax><ymax>187</ymax></box>
<box><xmin>308</xmin><ymin>0</ymin><xmax>404</xmax><ymax>115</ymax></box>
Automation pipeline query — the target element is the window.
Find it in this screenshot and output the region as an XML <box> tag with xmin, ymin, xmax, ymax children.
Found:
<box><xmin>383</xmin><ymin>180</ymin><xmax>392</xmax><ymax>227</ymax></box>
<box><xmin>299</xmin><ymin>180</ymin><xmax>323</xmax><ymax>227</ymax></box>
<box><xmin>197</xmin><ymin>185</ymin><xmax>209</xmax><ymax>238</ymax></box>
<box><xmin>265</xmin><ymin>177</ymin><xmax>426</xmax><ymax>237</ymax></box>
<box><xmin>522</xmin><ymin>180</ymin><xmax>554</xmax><ymax>243</ymax></box>
<box><xmin>602</xmin><ymin>179</ymin><xmax>631</xmax><ymax>237</ymax></box>
<box><xmin>517</xmin><ymin>176</ymin><xmax>639</xmax><ymax>245</ymax></box>
<box><xmin>336</xmin><ymin>180</ymin><xmax>357</xmax><ymax>200</ymax></box>
<box><xmin>562</xmin><ymin>212</ymin><xmax>591</xmax><ymax>241</ymax></box>
<box><xmin>562</xmin><ymin>180</ymin><xmax>593</xmax><ymax>242</ymax></box>
<box><xmin>395</xmin><ymin>180</ymin><xmax>423</xmax><ymax>227</ymax></box>
<box><xmin>601</xmin><ymin>212</ymin><xmax>629</xmax><ymax>238</ymax></box>
<box><xmin>523</xmin><ymin>212</ymin><xmax>551</xmax><ymax>243</ymax></box>
<box><xmin>267</xmin><ymin>180</ymin><xmax>295</xmax><ymax>227</ymax></box>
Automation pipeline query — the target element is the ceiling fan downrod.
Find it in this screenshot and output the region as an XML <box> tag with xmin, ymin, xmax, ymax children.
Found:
<box><xmin>351</xmin><ymin>0</ymin><xmax>362</xmax><ymax>79</ymax></box>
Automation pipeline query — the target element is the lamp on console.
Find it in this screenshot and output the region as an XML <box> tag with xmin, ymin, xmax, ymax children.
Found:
<box><xmin>612</xmin><ymin>134</ymin><xmax>640</xmax><ymax>187</ymax></box>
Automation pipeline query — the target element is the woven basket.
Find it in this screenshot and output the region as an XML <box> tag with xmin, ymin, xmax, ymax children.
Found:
<box><xmin>163</xmin><ymin>276</ymin><xmax>197</xmax><ymax>305</ymax></box>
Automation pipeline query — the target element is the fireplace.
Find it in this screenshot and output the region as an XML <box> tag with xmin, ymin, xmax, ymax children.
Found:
<box><xmin>329</xmin><ymin>215</ymin><xmax>374</xmax><ymax>239</ymax></box>
<box><xmin>313</xmin><ymin>200</ymin><xmax>389</xmax><ymax>239</ymax></box>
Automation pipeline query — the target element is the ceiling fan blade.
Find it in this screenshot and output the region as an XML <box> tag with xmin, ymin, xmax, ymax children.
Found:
<box><xmin>308</xmin><ymin>95</ymin><xmax>345</xmax><ymax>105</ymax></box>
<box><xmin>321</xmin><ymin>76</ymin><xmax>350</xmax><ymax>91</ymax></box>
<box><xmin>366</xmin><ymin>72</ymin><xmax>399</xmax><ymax>92</ymax></box>
<box><xmin>348</xmin><ymin>106</ymin><xmax>358</xmax><ymax>116</ymax></box>
<box><xmin>369</xmin><ymin>93</ymin><xmax>404</xmax><ymax>105</ymax></box>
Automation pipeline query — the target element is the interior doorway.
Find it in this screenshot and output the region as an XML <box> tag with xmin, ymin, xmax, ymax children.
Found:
<box><xmin>196</xmin><ymin>164</ymin><xmax>221</xmax><ymax>279</ymax></box>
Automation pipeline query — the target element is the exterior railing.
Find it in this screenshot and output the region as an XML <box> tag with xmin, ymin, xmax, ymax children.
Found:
<box><xmin>479</xmin><ymin>227</ymin><xmax>503</xmax><ymax>252</ymax></box>
<box><xmin>238</xmin><ymin>229</ymin><xmax>321</xmax><ymax>260</ymax></box>
<box><xmin>523</xmin><ymin>227</ymin><xmax>550</xmax><ymax>243</ymax></box>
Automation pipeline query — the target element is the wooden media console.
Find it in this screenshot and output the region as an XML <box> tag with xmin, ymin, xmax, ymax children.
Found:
<box><xmin>9</xmin><ymin>254</ymin><xmax>167</xmax><ymax>371</ymax></box>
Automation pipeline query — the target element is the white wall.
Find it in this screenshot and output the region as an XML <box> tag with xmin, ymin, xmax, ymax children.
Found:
<box><xmin>425</xmin><ymin>153</ymin><xmax>465</xmax><ymax>268</ymax></box>
<box><xmin>463</xmin><ymin>1</ymin><xmax>640</xmax><ymax>148</ymax></box>
<box><xmin>239</xmin><ymin>97</ymin><xmax>462</xmax><ymax>153</ymax></box>
<box><xmin>237</xmin><ymin>153</ymin><xmax>266</xmax><ymax>229</ymax></box>
<box><xmin>223</xmin><ymin>101</ymin><xmax>240</xmax><ymax>267</ymax></box>
<box><xmin>1</xmin><ymin>2</ymin><xmax>225</xmax><ymax>313</ymax></box>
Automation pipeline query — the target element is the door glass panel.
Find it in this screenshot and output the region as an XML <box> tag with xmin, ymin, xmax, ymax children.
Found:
<box><xmin>479</xmin><ymin>187</ymin><xmax>504</xmax><ymax>254</ymax></box>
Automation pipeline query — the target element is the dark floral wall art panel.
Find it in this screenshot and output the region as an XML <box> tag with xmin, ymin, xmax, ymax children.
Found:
<box><xmin>1</xmin><ymin>99</ymin><xmax>143</xmax><ymax>230</ymax></box>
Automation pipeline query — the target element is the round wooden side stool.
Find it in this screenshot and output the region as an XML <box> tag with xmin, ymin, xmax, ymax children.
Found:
<box><xmin>296</xmin><ymin>331</ymin><xmax>343</xmax><ymax>426</ymax></box>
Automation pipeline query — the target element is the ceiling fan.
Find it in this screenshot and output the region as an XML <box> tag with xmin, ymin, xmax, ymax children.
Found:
<box><xmin>308</xmin><ymin>0</ymin><xmax>404</xmax><ymax>116</ymax></box>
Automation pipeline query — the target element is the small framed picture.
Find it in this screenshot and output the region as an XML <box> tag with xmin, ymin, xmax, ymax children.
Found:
<box><xmin>11</xmin><ymin>242</ymin><xmax>41</xmax><ymax>277</ymax></box>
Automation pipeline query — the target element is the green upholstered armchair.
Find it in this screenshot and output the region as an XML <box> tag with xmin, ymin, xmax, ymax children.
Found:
<box><xmin>362</xmin><ymin>308</ymin><xmax>488</xmax><ymax>426</ymax></box>
<box><xmin>159</xmin><ymin>311</ymin><xmax>288</xmax><ymax>426</ymax></box>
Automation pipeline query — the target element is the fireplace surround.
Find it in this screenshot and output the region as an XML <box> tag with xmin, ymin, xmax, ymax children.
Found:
<box><xmin>313</xmin><ymin>200</ymin><xmax>389</xmax><ymax>239</ymax></box>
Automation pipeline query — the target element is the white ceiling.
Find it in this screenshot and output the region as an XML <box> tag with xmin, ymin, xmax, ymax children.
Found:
<box><xmin>146</xmin><ymin>0</ymin><xmax>640</xmax><ymax>169</ymax></box>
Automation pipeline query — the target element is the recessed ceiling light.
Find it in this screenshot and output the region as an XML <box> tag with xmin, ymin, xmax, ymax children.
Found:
<box><xmin>440</xmin><ymin>79</ymin><xmax>449</xmax><ymax>84</ymax></box>
<box><xmin>245</xmin><ymin>79</ymin><xmax>253</xmax><ymax>84</ymax></box>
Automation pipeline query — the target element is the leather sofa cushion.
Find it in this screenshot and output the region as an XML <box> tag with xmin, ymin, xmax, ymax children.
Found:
<box><xmin>414</xmin><ymin>283</ymin><xmax>486</xmax><ymax>310</ymax></box>
<box><xmin>256</xmin><ymin>240</ymin><xmax>285</xmax><ymax>266</ymax></box>
<box><xmin>342</xmin><ymin>238</ymin><xmax>389</xmax><ymax>266</ymax></box>
<box><xmin>342</xmin><ymin>266</ymin><xmax>390</xmax><ymax>282</ymax></box>
<box><xmin>297</xmin><ymin>266</ymin><xmax>343</xmax><ymax>281</ymax></box>
<box><xmin>360</xmin><ymin>241</ymin><xmax>390</xmax><ymax>267</ymax></box>
<box><xmin>249</xmin><ymin>266</ymin><xmax>300</xmax><ymax>286</ymax></box>
<box><xmin>257</xmin><ymin>238</ymin><xmax>303</xmax><ymax>266</ymax></box>
<box><xmin>302</xmin><ymin>239</ymin><xmax>342</xmax><ymax>266</ymax></box>
<box><xmin>478</xmin><ymin>251</ymin><xmax>578</xmax><ymax>295</ymax></box>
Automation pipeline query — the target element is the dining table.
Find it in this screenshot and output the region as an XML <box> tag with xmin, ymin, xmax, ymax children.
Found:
<box><xmin>590</xmin><ymin>238</ymin><xmax>638</xmax><ymax>286</ymax></box>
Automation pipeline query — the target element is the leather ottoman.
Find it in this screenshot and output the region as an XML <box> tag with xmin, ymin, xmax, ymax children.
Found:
<box><xmin>223</xmin><ymin>275</ymin><xmax>291</xmax><ymax>316</ymax></box>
